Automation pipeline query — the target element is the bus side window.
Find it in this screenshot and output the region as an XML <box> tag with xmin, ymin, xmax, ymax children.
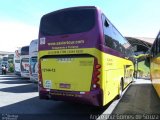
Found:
<box><xmin>104</xmin><ymin>21</ymin><xmax>119</xmax><ymax>51</ymax></box>
<box><xmin>112</xmin><ymin>39</ymin><xmax>120</xmax><ymax>51</ymax></box>
<box><xmin>103</xmin><ymin>19</ymin><xmax>114</xmax><ymax>49</ymax></box>
<box><xmin>119</xmin><ymin>45</ymin><xmax>125</xmax><ymax>55</ymax></box>
<box><xmin>102</xmin><ymin>14</ymin><xmax>131</xmax><ymax>57</ymax></box>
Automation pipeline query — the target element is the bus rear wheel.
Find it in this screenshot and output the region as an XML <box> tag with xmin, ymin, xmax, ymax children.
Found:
<box><xmin>117</xmin><ymin>79</ymin><xmax>124</xmax><ymax>99</ymax></box>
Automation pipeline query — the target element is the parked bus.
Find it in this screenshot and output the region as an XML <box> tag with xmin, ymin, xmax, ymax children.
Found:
<box><xmin>0</xmin><ymin>55</ymin><xmax>9</xmax><ymax>72</ymax></box>
<box><xmin>20</xmin><ymin>46</ymin><xmax>30</xmax><ymax>78</ymax></box>
<box><xmin>150</xmin><ymin>31</ymin><xmax>160</xmax><ymax>97</ymax></box>
<box><xmin>29</xmin><ymin>39</ymin><xmax>38</xmax><ymax>82</ymax></box>
<box><xmin>38</xmin><ymin>6</ymin><xmax>134</xmax><ymax>106</ymax></box>
<box><xmin>14</xmin><ymin>49</ymin><xmax>21</xmax><ymax>76</ymax></box>
<box><xmin>1</xmin><ymin>56</ymin><xmax>8</xmax><ymax>68</ymax></box>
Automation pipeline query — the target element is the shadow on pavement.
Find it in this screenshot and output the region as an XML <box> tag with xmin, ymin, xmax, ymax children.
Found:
<box><xmin>0</xmin><ymin>96</ymin><xmax>110</xmax><ymax>120</ymax></box>
<box><xmin>0</xmin><ymin>84</ymin><xmax>38</xmax><ymax>93</ymax></box>
<box><xmin>0</xmin><ymin>80</ymin><xmax>32</xmax><ymax>84</ymax></box>
<box><xmin>0</xmin><ymin>77</ymin><xmax>30</xmax><ymax>80</ymax></box>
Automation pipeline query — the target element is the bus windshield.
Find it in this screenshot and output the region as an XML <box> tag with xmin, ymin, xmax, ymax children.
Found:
<box><xmin>30</xmin><ymin>57</ymin><xmax>37</xmax><ymax>74</ymax></box>
<box><xmin>40</xmin><ymin>8</ymin><xmax>95</xmax><ymax>36</ymax></box>
<box><xmin>21</xmin><ymin>58</ymin><xmax>29</xmax><ymax>72</ymax></box>
<box><xmin>21</xmin><ymin>46</ymin><xmax>29</xmax><ymax>55</ymax></box>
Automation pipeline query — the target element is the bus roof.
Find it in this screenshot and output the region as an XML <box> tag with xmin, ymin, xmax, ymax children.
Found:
<box><xmin>43</xmin><ymin>6</ymin><xmax>97</xmax><ymax>17</ymax></box>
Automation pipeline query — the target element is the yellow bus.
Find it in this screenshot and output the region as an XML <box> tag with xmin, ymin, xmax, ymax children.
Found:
<box><xmin>38</xmin><ymin>6</ymin><xmax>134</xmax><ymax>106</ymax></box>
<box><xmin>150</xmin><ymin>31</ymin><xmax>160</xmax><ymax>97</ymax></box>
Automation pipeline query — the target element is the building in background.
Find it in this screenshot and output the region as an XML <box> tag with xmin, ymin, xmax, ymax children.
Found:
<box><xmin>126</xmin><ymin>37</ymin><xmax>155</xmax><ymax>78</ymax></box>
<box><xmin>126</xmin><ymin>37</ymin><xmax>154</xmax><ymax>55</ymax></box>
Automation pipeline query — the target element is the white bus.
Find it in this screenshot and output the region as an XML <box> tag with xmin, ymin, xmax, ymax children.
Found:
<box><xmin>14</xmin><ymin>49</ymin><xmax>21</xmax><ymax>76</ymax></box>
<box><xmin>20</xmin><ymin>46</ymin><xmax>30</xmax><ymax>78</ymax></box>
<box><xmin>29</xmin><ymin>39</ymin><xmax>38</xmax><ymax>82</ymax></box>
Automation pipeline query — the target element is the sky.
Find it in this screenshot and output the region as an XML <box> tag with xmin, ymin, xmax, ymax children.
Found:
<box><xmin>0</xmin><ymin>0</ymin><xmax>159</xmax><ymax>52</ymax></box>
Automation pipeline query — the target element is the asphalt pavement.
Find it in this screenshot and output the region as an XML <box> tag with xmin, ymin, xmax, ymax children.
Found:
<box><xmin>0</xmin><ymin>75</ymin><xmax>107</xmax><ymax>120</ymax></box>
<box><xmin>106</xmin><ymin>79</ymin><xmax>160</xmax><ymax>120</ymax></box>
<box><xmin>0</xmin><ymin>75</ymin><xmax>160</xmax><ymax>120</ymax></box>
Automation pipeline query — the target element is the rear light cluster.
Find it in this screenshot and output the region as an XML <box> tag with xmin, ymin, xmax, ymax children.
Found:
<box><xmin>92</xmin><ymin>59</ymin><xmax>101</xmax><ymax>90</ymax></box>
<box><xmin>38</xmin><ymin>59</ymin><xmax>42</xmax><ymax>86</ymax></box>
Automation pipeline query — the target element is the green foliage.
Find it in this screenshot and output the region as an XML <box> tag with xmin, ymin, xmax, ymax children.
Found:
<box><xmin>9</xmin><ymin>63</ymin><xmax>14</xmax><ymax>72</ymax></box>
<box><xmin>9</xmin><ymin>66</ymin><xmax>14</xmax><ymax>72</ymax></box>
<box><xmin>137</xmin><ymin>60</ymin><xmax>150</xmax><ymax>77</ymax></box>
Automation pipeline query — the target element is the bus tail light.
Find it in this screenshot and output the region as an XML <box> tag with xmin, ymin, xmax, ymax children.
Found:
<box><xmin>38</xmin><ymin>59</ymin><xmax>42</xmax><ymax>86</ymax></box>
<box><xmin>92</xmin><ymin>59</ymin><xmax>101</xmax><ymax>90</ymax></box>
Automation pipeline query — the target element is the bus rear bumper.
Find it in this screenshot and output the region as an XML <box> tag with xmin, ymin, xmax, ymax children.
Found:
<box><xmin>39</xmin><ymin>88</ymin><xmax>103</xmax><ymax>106</ymax></box>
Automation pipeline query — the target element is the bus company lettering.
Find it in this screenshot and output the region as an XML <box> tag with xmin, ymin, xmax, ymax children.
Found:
<box><xmin>47</xmin><ymin>40</ymin><xmax>84</xmax><ymax>50</ymax></box>
<box><xmin>42</xmin><ymin>68</ymin><xmax>56</xmax><ymax>72</ymax></box>
<box><xmin>48</xmin><ymin>49</ymin><xmax>84</xmax><ymax>55</ymax></box>
<box><xmin>106</xmin><ymin>58</ymin><xmax>113</xmax><ymax>65</ymax></box>
<box><xmin>79</xmin><ymin>60</ymin><xmax>93</xmax><ymax>66</ymax></box>
<box><xmin>48</xmin><ymin>40</ymin><xmax>85</xmax><ymax>46</ymax></box>
<box><xmin>51</xmin><ymin>46</ymin><xmax>78</xmax><ymax>50</ymax></box>
<box><xmin>51</xmin><ymin>92</ymin><xmax>81</xmax><ymax>97</ymax></box>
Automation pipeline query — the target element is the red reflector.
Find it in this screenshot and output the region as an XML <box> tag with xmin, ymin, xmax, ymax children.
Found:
<box><xmin>96</xmin><ymin>64</ymin><xmax>101</xmax><ymax>69</ymax></box>
<box><xmin>93</xmin><ymin>77</ymin><xmax>99</xmax><ymax>82</ymax></box>
<box><xmin>85</xmin><ymin>92</ymin><xmax>90</xmax><ymax>94</ymax></box>
<box><xmin>95</xmin><ymin>71</ymin><xmax>100</xmax><ymax>76</ymax></box>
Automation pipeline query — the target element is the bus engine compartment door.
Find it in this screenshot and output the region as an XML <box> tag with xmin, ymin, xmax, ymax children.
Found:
<box><xmin>40</xmin><ymin>57</ymin><xmax>94</xmax><ymax>91</ymax></box>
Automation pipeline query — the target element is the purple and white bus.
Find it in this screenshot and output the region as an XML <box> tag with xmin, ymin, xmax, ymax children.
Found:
<box><xmin>38</xmin><ymin>6</ymin><xmax>134</xmax><ymax>106</ymax></box>
<box><xmin>20</xmin><ymin>46</ymin><xmax>30</xmax><ymax>78</ymax></box>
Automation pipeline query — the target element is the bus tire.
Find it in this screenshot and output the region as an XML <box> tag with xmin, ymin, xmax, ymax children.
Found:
<box><xmin>117</xmin><ymin>79</ymin><xmax>124</xmax><ymax>99</ymax></box>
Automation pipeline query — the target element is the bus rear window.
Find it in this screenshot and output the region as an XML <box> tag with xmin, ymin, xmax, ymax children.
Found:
<box><xmin>40</xmin><ymin>8</ymin><xmax>96</xmax><ymax>36</ymax></box>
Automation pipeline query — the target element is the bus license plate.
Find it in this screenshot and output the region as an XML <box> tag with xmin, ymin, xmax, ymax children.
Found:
<box><xmin>59</xmin><ymin>83</ymin><xmax>71</xmax><ymax>89</ymax></box>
